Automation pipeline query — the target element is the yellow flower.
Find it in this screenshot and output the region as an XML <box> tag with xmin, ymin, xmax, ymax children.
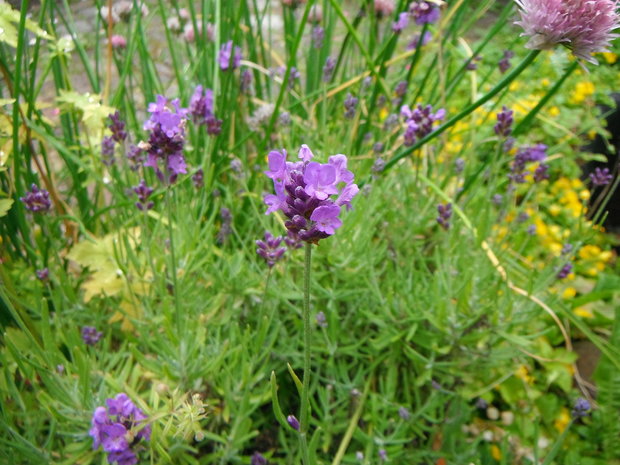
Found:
<box><xmin>562</xmin><ymin>287</ymin><xmax>577</xmax><ymax>299</ymax></box>
<box><xmin>574</xmin><ymin>307</ymin><xmax>594</xmax><ymax>319</ymax></box>
<box><xmin>569</xmin><ymin>81</ymin><xmax>595</xmax><ymax>105</ymax></box>
<box><xmin>554</xmin><ymin>408</ymin><xmax>571</xmax><ymax>432</ymax></box>
<box><xmin>540</xmin><ymin>78</ymin><xmax>550</xmax><ymax>87</ymax></box>
<box><xmin>515</xmin><ymin>365</ymin><xmax>534</xmax><ymax>384</ymax></box>
<box><xmin>602</xmin><ymin>52</ymin><xmax>618</xmax><ymax>64</ymax></box>
<box><xmin>548</xmin><ymin>204</ymin><xmax>562</xmax><ymax>216</ymax></box>
<box><xmin>548</xmin><ymin>106</ymin><xmax>560</xmax><ymax>117</ymax></box>
<box><xmin>491</xmin><ymin>445</ymin><xmax>502</xmax><ymax>461</ymax></box>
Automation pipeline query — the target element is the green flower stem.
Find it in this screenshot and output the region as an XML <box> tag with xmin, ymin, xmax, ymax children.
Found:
<box><xmin>382</xmin><ymin>49</ymin><xmax>541</xmax><ymax>174</ymax></box>
<box><xmin>299</xmin><ymin>242</ymin><xmax>313</xmax><ymax>465</ymax></box>
<box><xmin>164</xmin><ymin>188</ymin><xmax>183</xmax><ymax>338</ymax></box>
<box><xmin>512</xmin><ymin>61</ymin><xmax>578</xmax><ymax>137</ymax></box>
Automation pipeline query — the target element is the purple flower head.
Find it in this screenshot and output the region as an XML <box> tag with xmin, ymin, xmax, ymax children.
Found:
<box><xmin>240</xmin><ymin>69</ymin><xmax>253</xmax><ymax>94</ymax></box>
<box><xmin>90</xmin><ymin>393</ymin><xmax>150</xmax><ymax>465</ymax></box>
<box><xmin>192</xmin><ymin>168</ymin><xmax>204</xmax><ymax>189</ymax></box>
<box><xmin>494</xmin><ymin>106</ymin><xmax>514</xmax><ymax>137</ymax></box>
<box><xmin>133</xmin><ymin>180</ymin><xmax>154</xmax><ymax>211</ymax></box>
<box><xmin>344</xmin><ymin>93</ymin><xmax>358</xmax><ymax>119</ymax></box>
<box><xmin>82</xmin><ymin>326</ymin><xmax>103</xmax><ymax>346</ymax></box>
<box><xmin>589</xmin><ymin>167</ymin><xmax>613</xmax><ymax>186</ymax></box>
<box><xmin>392</xmin><ymin>12</ymin><xmax>409</xmax><ymax>33</ymax></box>
<box><xmin>21</xmin><ymin>184</ymin><xmax>51</xmax><ymax>213</ymax></box>
<box><xmin>400</xmin><ymin>104</ymin><xmax>446</xmax><ymax>146</ymax></box>
<box><xmin>509</xmin><ymin>144</ymin><xmax>547</xmax><ymax>183</ymax></box>
<box><xmin>316</xmin><ymin>311</ymin><xmax>327</xmax><ymax>328</ymax></box>
<box><xmin>219</xmin><ymin>40</ymin><xmax>242</xmax><ymax>71</ymax></box>
<box><xmin>557</xmin><ymin>262</ymin><xmax>573</xmax><ymax>279</ymax></box>
<box><xmin>36</xmin><ymin>268</ymin><xmax>49</xmax><ymax>281</ymax></box>
<box><xmin>572</xmin><ymin>397</ymin><xmax>591</xmax><ymax>418</ymax></box>
<box><xmin>251</xmin><ymin>452</ymin><xmax>268</xmax><ymax>465</ymax></box>
<box><xmin>498</xmin><ymin>50</ymin><xmax>514</xmax><ymax>74</ymax></box>
<box><xmin>263</xmin><ymin>145</ymin><xmax>358</xmax><ymax>243</ymax></box>
<box><xmin>533</xmin><ymin>163</ymin><xmax>549</xmax><ymax>182</ymax></box>
<box><xmin>323</xmin><ymin>56</ymin><xmax>336</xmax><ymax>82</ymax></box>
<box><xmin>514</xmin><ymin>0</ymin><xmax>620</xmax><ymax>64</ymax></box>
<box><xmin>108</xmin><ymin>111</ymin><xmax>127</xmax><ymax>142</ymax></box>
<box><xmin>436</xmin><ymin>202</ymin><xmax>452</xmax><ymax>230</ymax></box>
<box><xmin>398</xmin><ymin>406</ymin><xmax>411</xmax><ymax>420</ymax></box>
<box><xmin>561</xmin><ymin>243</ymin><xmax>573</xmax><ymax>255</ymax></box>
<box><xmin>126</xmin><ymin>145</ymin><xmax>144</xmax><ymax>171</ymax></box>
<box><xmin>409</xmin><ymin>1</ymin><xmax>440</xmax><ymax>25</ymax></box>
<box><xmin>256</xmin><ymin>231</ymin><xmax>287</xmax><ymax>267</ymax></box>
<box><xmin>217</xmin><ymin>207</ymin><xmax>233</xmax><ymax>245</ymax></box>
<box><xmin>143</xmin><ymin>95</ymin><xmax>189</xmax><ymax>183</ymax></box>
<box><xmin>379</xmin><ymin>448</ymin><xmax>388</xmax><ymax>461</ymax></box>
<box><xmin>101</xmin><ymin>136</ymin><xmax>116</xmax><ymax>166</ymax></box>
<box><xmin>287</xmin><ymin>414</ymin><xmax>300</xmax><ymax>431</ymax></box>
<box><xmin>312</xmin><ymin>25</ymin><xmax>324</xmax><ymax>49</ymax></box>
<box><xmin>407</xmin><ymin>30</ymin><xmax>432</xmax><ymax>50</ymax></box>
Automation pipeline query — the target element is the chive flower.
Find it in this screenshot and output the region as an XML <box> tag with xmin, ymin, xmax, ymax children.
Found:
<box><xmin>263</xmin><ymin>145</ymin><xmax>359</xmax><ymax>244</ymax></box>
<box><xmin>514</xmin><ymin>0</ymin><xmax>620</xmax><ymax>65</ymax></box>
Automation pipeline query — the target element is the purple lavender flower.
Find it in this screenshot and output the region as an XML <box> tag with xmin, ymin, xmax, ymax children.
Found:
<box><xmin>126</xmin><ymin>145</ymin><xmax>144</xmax><ymax>171</ymax></box>
<box><xmin>82</xmin><ymin>326</ymin><xmax>103</xmax><ymax>345</ymax></box>
<box><xmin>455</xmin><ymin>157</ymin><xmax>465</xmax><ymax>174</ymax></box>
<box><xmin>394</xmin><ymin>80</ymin><xmax>407</xmax><ymax>97</ymax></box>
<box><xmin>571</xmin><ymin>397</ymin><xmax>591</xmax><ymax>418</ymax></box>
<box><xmin>372</xmin><ymin>158</ymin><xmax>386</xmax><ymax>174</ymax></box>
<box><xmin>409</xmin><ymin>1</ymin><xmax>440</xmax><ymax>25</ymax></box>
<box><xmin>285</xmin><ymin>230</ymin><xmax>303</xmax><ymax>249</ymax></box>
<box><xmin>498</xmin><ymin>50</ymin><xmax>514</xmax><ymax>74</ymax></box>
<box><xmin>263</xmin><ymin>145</ymin><xmax>359</xmax><ymax>244</ymax></box>
<box><xmin>589</xmin><ymin>167</ymin><xmax>613</xmax><ymax>186</ymax></box>
<box><xmin>142</xmin><ymin>95</ymin><xmax>189</xmax><ymax>183</ymax></box>
<box><xmin>494</xmin><ymin>106</ymin><xmax>514</xmax><ymax>137</ymax></box>
<box><xmin>133</xmin><ymin>180</ymin><xmax>154</xmax><ymax>211</ymax></box>
<box><xmin>240</xmin><ymin>69</ymin><xmax>253</xmax><ymax>94</ymax></box>
<box><xmin>289</xmin><ymin>67</ymin><xmax>301</xmax><ymax>89</ymax></box>
<box><xmin>533</xmin><ymin>163</ymin><xmax>549</xmax><ymax>182</ymax></box>
<box><xmin>89</xmin><ymin>393</ymin><xmax>151</xmax><ymax>465</ymax></box>
<box><xmin>287</xmin><ymin>414</ymin><xmax>300</xmax><ymax>431</ymax></box>
<box><xmin>383</xmin><ymin>113</ymin><xmax>399</xmax><ymax>131</ymax></box>
<box><xmin>556</xmin><ymin>262</ymin><xmax>573</xmax><ymax>280</ymax></box>
<box><xmin>256</xmin><ymin>232</ymin><xmax>287</xmax><ymax>267</ymax></box>
<box><xmin>344</xmin><ymin>93</ymin><xmax>358</xmax><ymax>119</ymax></box>
<box><xmin>192</xmin><ymin>169</ymin><xmax>204</xmax><ymax>189</ymax></box>
<box><xmin>509</xmin><ymin>144</ymin><xmax>547</xmax><ymax>183</ymax></box>
<box><xmin>189</xmin><ymin>85</ymin><xmax>223</xmax><ymax>136</ymax></box>
<box><xmin>36</xmin><ymin>268</ymin><xmax>49</xmax><ymax>281</ymax></box>
<box><xmin>526</xmin><ymin>224</ymin><xmax>537</xmax><ymax>235</ymax></box>
<box><xmin>392</xmin><ymin>12</ymin><xmax>409</xmax><ymax>33</ymax></box>
<box><xmin>378</xmin><ymin>448</ymin><xmax>388</xmax><ymax>461</ymax></box>
<box><xmin>466</xmin><ymin>55</ymin><xmax>482</xmax><ymax>70</ymax></box>
<box><xmin>312</xmin><ymin>25</ymin><xmax>324</xmax><ymax>49</ymax></box>
<box><xmin>217</xmin><ymin>208</ymin><xmax>233</xmax><ymax>245</ymax></box>
<box><xmin>101</xmin><ymin>136</ymin><xmax>116</xmax><ymax>166</ymax></box>
<box><xmin>514</xmin><ymin>0</ymin><xmax>620</xmax><ymax>64</ymax></box>
<box><xmin>373</xmin><ymin>142</ymin><xmax>384</xmax><ymax>154</ymax></box>
<box><xmin>251</xmin><ymin>452</ymin><xmax>268</xmax><ymax>465</ymax></box>
<box><xmin>398</xmin><ymin>406</ymin><xmax>411</xmax><ymax>420</ymax></box>
<box><xmin>492</xmin><ymin>194</ymin><xmax>503</xmax><ymax>206</ymax></box>
<box><xmin>407</xmin><ymin>30</ymin><xmax>432</xmax><ymax>50</ymax></box>
<box><xmin>436</xmin><ymin>203</ymin><xmax>452</xmax><ymax>230</ymax></box>
<box><xmin>401</xmin><ymin>104</ymin><xmax>446</xmax><ymax>146</ymax></box>
<box><xmin>108</xmin><ymin>111</ymin><xmax>127</xmax><ymax>142</ymax></box>
<box><xmin>561</xmin><ymin>243</ymin><xmax>573</xmax><ymax>255</ymax></box>
<box><xmin>20</xmin><ymin>184</ymin><xmax>51</xmax><ymax>213</ymax></box>
<box><xmin>219</xmin><ymin>40</ymin><xmax>242</xmax><ymax>71</ymax></box>
<box><xmin>323</xmin><ymin>57</ymin><xmax>336</xmax><ymax>82</ymax></box>
<box><xmin>316</xmin><ymin>311</ymin><xmax>327</xmax><ymax>328</ymax></box>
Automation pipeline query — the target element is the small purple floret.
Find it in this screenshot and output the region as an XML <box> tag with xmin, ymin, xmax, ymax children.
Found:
<box><xmin>82</xmin><ymin>326</ymin><xmax>103</xmax><ymax>345</ymax></box>
<box><xmin>21</xmin><ymin>184</ymin><xmax>51</xmax><ymax>213</ymax></box>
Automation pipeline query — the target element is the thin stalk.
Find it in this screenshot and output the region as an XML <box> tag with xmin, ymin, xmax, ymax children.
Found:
<box><xmin>299</xmin><ymin>242</ymin><xmax>313</xmax><ymax>465</ymax></box>
<box><xmin>382</xmin><ymin>50</ymin><xmax>540</xmax><ymax>174</ymax></box>
<box><xmin>164</xmin><ymin>188</ymin><xmax>183</xmax><ymax>337</ymax></box>
<box><xmin>512</xmin><ymin>61</ymin><xmax>578</xmax><ymax>137</ymax></box>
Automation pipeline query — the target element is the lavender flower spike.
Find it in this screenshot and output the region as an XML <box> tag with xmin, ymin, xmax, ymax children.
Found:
<box><xmin>256</xmin><ymin>232</ymin><xmax>287</xmax><ymax>267</ymax></box>
<box><xmin>514</xmin><ymin>0</ymin><xmax>620</xmax><ymax>65</ymax></box>
<box><xmin>20</xmin><ymin>184</ymin><xmax>51</xmax><ymax>213</ymax></box>
<box><xmin>589</xmin><ymin>167</ymin><xmax>613</xmax><ymax>186</ymax></box>
<box><xmin>263</xmin><ymin>145</ymin><xmax>359</xmax><ymax>244</ymax></box>
<box><xmin>219</xmin><ymin>40</ymin><xmax>242</xmax><ymax>71</ymax></box>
